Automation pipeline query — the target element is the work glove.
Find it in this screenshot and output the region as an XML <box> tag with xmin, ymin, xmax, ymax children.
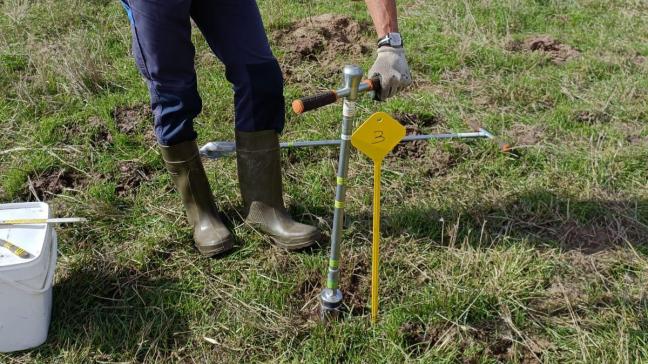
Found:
<box><xmin>369</xmin><ymin>46</ymin><xmax>412</xmax><ymax>101</ymax></box>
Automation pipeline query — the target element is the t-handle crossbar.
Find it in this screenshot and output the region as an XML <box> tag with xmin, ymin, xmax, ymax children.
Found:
<box><xmin>292</xmin><ymin>77</ymin><xmax>380</xmax><ymax>114</ymax></box>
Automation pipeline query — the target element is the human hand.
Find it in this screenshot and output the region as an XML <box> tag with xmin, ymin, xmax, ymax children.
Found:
<box><xmin>368</xmin><ymin>46</ymin><xmax>412</xmax><ymax>101</ymax></box>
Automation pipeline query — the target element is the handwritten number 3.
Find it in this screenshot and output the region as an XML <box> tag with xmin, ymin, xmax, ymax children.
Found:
<box><xmin>372</xmin><ymin>130</ymin><xmax>385</xmax><ymax>144</ymax></box>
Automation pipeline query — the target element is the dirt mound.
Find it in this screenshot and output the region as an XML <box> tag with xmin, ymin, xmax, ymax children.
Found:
<box><xmin>26</xmin><ymin>169</ymin><xmax>90</xmax><ymax>201</ymax></box>
<box><xmin>340</xmin><ymin>253</ymin><xmax>370</xmax><ymax>315</ymax></box>
<box><xmin>88</xmin><ymin>116</ymin><xmax>113</xmax><ymax>147</ymax></box>
<box><xmin>390</xmin><ymin>113</ymin><xmax>443</xmax><ymax>159</ymax></box>
<box><xmin>507</xmin><ymin>36</ymin><xmax>580</xmax><ymax>64</ymax></box>
<box><xmin>400</xmin><ymin>321</ymin><xmax>447</xmax><ymax>355</ymax></box>
<box><xmin>113</xmin><ymin>103</ymin><xmax>156</xmax><ymax>142</ymax></box>
<box><xmin>424</xmin><ymin>143</ymin><xmax>470</xmax><ymax>178</ymax></box>
<box><xmin>393</xmin><ymin>112</ymin><xmax>442</xmax><ymax>128</ymax></box>
<box><xmin>633</xmin><ymin>55</ymin><xmax>647</xmax><ymax>65</ymax></box>
<box><xmin>115</xmin><ymin>162</ymin><xmax>154</xmax><ymax>197</ymax></box>
<box><xmin>273</xmin><ymin>14</ymin><xmax>372</xmax><ymax>81</ymax></box>
<box><xmin>276</xmin><ymin>14</ymin><xmax>371</xmax><ymax>62</ymax></box>
<box><xmin>506</xmin><ymin>123</ymin><xmax>545</xmax><ymax>146</ymax></box>
<box><xmin>501</xmin><ymin>198</ymin><xmax>647</xmax><ymax>254</ymax></box>
<box><xmin>294</xmin><ymin>269</ymin><xmax>322</xmax><ymax>301</ymax></box>
<box><xmin>425</xmin><ymin>151</ymin><xmax>457</xmax><ymax>177</ymax></box>
<box><xmin>573</xmin><ymin>110</ymin><xmax>611</xmax><ymax>124</ymax></box>
<box><xmin>617</xmin><ymin>122</ymin><xmax>648</xmax><ymax>145</ymax></box>
<box><xmin>399</xmin><ymin>320</ymin><xmax>548</xmax><ymax>362</ymax></box>
<box><xmin>391</xmin><ymin>125</ymin><xmax>427</xmax><ymax>159</ymax></box>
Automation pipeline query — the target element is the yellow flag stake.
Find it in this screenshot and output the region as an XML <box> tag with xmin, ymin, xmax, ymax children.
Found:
<box><xmin>351</xmin><ymin>112</ymin><xmax>406</xmax><ymax>323</ymax></box>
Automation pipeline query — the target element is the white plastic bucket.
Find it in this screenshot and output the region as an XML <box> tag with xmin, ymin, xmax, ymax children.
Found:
<box><xmin>0</xmin><ymin>202</ymin><xmax>57</xmax><ymax>353</ymax></box>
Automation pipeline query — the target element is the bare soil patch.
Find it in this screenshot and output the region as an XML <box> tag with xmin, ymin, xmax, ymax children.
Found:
<box><xmin>632</xmin><ymin>55</ymin><xmax>646</xmax><ymax>65</ymax></box>
<box><xmin>390</xmin><ymin>113</ymin><xmax>443</xmax><ymax>159</ymax></box>
<box><xmin>394</xmin><ymin>112</ymin><xmax>443</xmax><ymax>128</ymax></box>
<box><xmin>506</xmin><ymin>123</ymin><xmax>545</xmax><ymax>146</ymax></box>
<box><xmin>291</xmin><ymin>268</ymin><xmax>324</xmax><ymax>322</ymax></box>
<box><xmin>399</xmin><ymin>320</ymin><xmax>547</xmax><ymax>362</ymax></box>
<box><xmin>115</xmin><ymin>161</ymin><xmax>154</xmax><ymax>197</ymax></box>
<box><xmin>532</xmin><ymin>279</ymin><xmax>589</xmax><ymax>316</ymax></box>
<box><xmin>113</xmin><ymin>103</ymin><xmax>156</xmax><ymax>142</ymax></box>
<box><xmin>497</xmin><ymin>199</ymin><xmax>647</xmax><ymax>254</ymax></box>
<box><xmin>424</xmin><ymin>143</ymin><xmax>470</xmax><ymax>178</ymax></box>
<box><xmin>340</xmin><ymin>253</ymin><xmax>370</xmax><ymax>315</ymax></box>
<box><xmin>400</xmin><ymin>321</ymin><xmax>447</xmax><ymax>356</ymax></box>
<box><xmin>25</xmin><ymin>168</ymin><xmax>92</xmax><ymax>201</ymax></box>
<box><xmin>273</xmin><ymin>14</ymin><xmax>372</xmax><ymax>81</ymax></box>
<box><xmin>616</xmin><ymin>122</ymin><xmax>648</xmax><ymax>144</ymax></box>
<box><xmin>294</xmin><ymin>269</ymin><xmax>322</xmax><ymax>303</ymax></box>
<box><xmin>391</xmin><ymin>125</ymin><xmax>427</xmax><ymax>159</ymax></box>
<box><xmin>507</xmin><ymin>36</ymin><xmax>580</xmax><ymax>64</ymax></box>
<box><xmin>88</xmin><ymin>116</ymin><xmax>113</xmax><ymax>147</ymax></box>
<box><xmin>626</xmin><ymin>134</ymin><xmax>648</xmax><ymax>145</ymax></box>
<box><xmin>573</xmin><ymin>110</ymin><xmax>611</xmax><ymax>124</ymax></box>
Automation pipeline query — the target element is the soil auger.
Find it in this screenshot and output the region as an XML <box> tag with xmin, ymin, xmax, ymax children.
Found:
<box><xmin>199</xmin><ymin>65</ymin><xmax>509</xmax><ymax>321</ymax></box>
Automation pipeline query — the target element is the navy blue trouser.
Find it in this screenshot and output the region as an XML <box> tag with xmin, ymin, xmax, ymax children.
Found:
<box><xmin>121</xmin><ymin>0</ymin><xmax>285</xmax><ymax>146</ymax></box>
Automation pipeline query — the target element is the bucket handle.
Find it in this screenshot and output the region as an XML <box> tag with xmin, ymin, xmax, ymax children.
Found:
<box><xmin>0</xmin><ymin>231</ymin><xmax>57</xmax><ymax>295</ymax></box>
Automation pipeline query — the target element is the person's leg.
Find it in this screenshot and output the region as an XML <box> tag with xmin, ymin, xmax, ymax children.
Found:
<box><xmin>190</xmin><ymin>0</ymin><xmax>284</xmax><ymax>133</ymax></box>
<box><xmin>120</xmin><ymin>0</ymin><xmax>233</xmax><ymax>256</ymax></box>
<box><xmin>190</xmin><ymin>0</ymin><xmax>319</xmax><ymax>249</ymax></box>
<box><xmin>120</xmin><ymin>0</ymin><xmax>200</xmax><ymax>145</ymax></box>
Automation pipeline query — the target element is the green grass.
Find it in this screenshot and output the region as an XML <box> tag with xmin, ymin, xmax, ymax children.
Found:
<box><xmin>1</xmin><ymin>0</ymin><xmax>647</xmax><ymax>362</ymax></box>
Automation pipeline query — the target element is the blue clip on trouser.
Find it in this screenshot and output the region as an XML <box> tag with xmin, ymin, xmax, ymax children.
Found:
<box><xmin>120</xmin><ymin>0</ymin><xmax>285</xmax><ymax>146</ymax></box>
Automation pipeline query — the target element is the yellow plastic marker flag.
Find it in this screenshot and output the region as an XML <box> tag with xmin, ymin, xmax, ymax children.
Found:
<box><xmin>351</xmin><ymin>112</ymin><xmax>406</xmax><ymax>323</ymax></box>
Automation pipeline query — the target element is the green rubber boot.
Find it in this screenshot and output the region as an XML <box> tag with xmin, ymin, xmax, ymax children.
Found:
<box><xmin>160</xmin><ymin>140</ymin><xmax>234</xmax><ymax>257</ymax></box>
<box><xmin>236</xmin><ymin>130</ymin><xmax>320</xmax><ymax>250</ymax></box>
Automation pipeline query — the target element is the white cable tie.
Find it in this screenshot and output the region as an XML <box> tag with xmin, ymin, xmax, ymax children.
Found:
<box><xmin>341</xmin><ymin>134</ymin><xmax>351</xmax><ymax>140</ymax></box>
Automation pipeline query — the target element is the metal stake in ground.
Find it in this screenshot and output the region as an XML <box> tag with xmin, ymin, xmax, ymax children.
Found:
<box><xmin>319</xmin><ymin>65</ymin><xmax>365</xmax><ymax>320</ymax></box>
<box><xmin>351</xmin><ymin>112</ymin><xmax>406</xmax><ymax>322</ymax></box>
<box><xmin>199</xmin><ymin>130</ymin><xmax>496</xmax><ymax>159</ymax></box>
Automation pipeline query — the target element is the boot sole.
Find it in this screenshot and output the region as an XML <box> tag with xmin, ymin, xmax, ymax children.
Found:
<box><xmin>196</xmin><ymin>237</ymin><xmax>235</xmax><ymax>257</ymax></box>
<box><xmin>269</xmin><ymin>231</ymin><xmax>321</xmax><ymax>251</ymax></box>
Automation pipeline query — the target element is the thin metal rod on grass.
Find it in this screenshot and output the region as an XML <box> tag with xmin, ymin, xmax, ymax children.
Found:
<box><xmin>200</xmin><ymin>129</ymin><xmax>496</xmax><ymax>159</ymax></box>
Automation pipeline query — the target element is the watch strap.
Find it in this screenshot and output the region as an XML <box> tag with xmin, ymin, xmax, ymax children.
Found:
<box><xmin>377</xmin><ymin>32</ymin><xmax>403</xmax><ymax>48</ymax></box>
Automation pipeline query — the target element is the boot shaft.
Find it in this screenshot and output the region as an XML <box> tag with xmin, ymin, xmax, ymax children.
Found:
<box><xmin>160</xmin><ymin>140</ymin><xmax>217</xmax><ymax>225</ymax></box>
<box><xmin>235</xmin><ymin>130</ymin><xmax>284</xmax><ymax>212</ymax></box>
<box><xmin>235</xmin><ymin>130</ymin><xmax>320</xmax><ymax>250</ymax></box>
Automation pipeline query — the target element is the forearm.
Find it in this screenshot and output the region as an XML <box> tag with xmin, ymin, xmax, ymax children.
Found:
<box><xmin>365</xmin><ymin>0</ymin><xmax>399</xmax><ymax>37</ymax></box>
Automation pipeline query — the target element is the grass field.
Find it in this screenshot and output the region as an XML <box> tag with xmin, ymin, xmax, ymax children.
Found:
<box><xmin>1</xmin><ymin>0</ymin><xmax>647</xmax><ymax>362</ymax></box>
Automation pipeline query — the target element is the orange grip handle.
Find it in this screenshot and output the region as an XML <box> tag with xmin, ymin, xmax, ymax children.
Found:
<box><xmin>292</xmin><ymin>91</ymin><xmax>338</xmax><ymax>114</ymax></box>
<box><xmin>292</xmin><ymin>78</ymin><xmax>381</xmax><ymax>114</ymax></box>
<box><xmin>363</xmin><ymin>77</ymin><xmax>380</xmax><ymax>92</ymax></box>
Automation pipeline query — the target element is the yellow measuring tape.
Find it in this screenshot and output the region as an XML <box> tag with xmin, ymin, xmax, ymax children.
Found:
<box><xmin>0</xmin><ymin>217</ymin><xmax>87</xmax><ymax>225</ymax></box>
<box><xmin>0</xmin><ymin>238</ymin><xmax>32</xmax><ymax>259</ymax></box>
<box><xmin>351</xmin><ymin>112</ymin><xmax>406</xmax><ymax>323</ymax></box>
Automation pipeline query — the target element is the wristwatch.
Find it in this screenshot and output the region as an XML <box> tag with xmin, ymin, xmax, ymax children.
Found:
<box><xmin>377</xmin><ymin>32</ymin><xmax>403</xmax><ymax>48</ymax></box>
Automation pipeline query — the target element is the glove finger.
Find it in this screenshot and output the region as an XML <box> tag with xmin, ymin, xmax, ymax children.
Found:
<box><xmin>388</xmin><ymin>85</ymin><xmax>399</xmax><ymax>99</ymax></box>
<box><xmin>388</xmin><ymin>75</ymin><xmax>399</xmax><ymax>98</ymax></box>
<box><xmin>372</xmin><ymin>73</ymin><xmax>384</xmax><ymax>101</ymax></box>
<box><xmin>403</xmin><ymin>72</ymin><xmax>413</xmax><ymax>86</ymax></box>
<box><xmin>379</xmin><ymin>86</ymin><xmax>389</xmax><ymax>101</ymax></box>
<box><xmin>385</xmin><ymin>86</ymin><xmax>395</xmax><ymax>100</ymax></box>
